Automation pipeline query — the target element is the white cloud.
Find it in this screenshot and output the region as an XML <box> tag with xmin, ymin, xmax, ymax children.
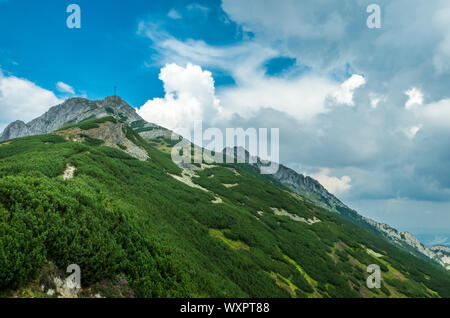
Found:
<box><xmin>369</xmin><ymin>93</ymin><xmax>386</xmax><ymax>109</ymax></box>
<box><xmin>219</xmin><ymin>75</ymin><xmax>338</xmax><ymax>121</ymax></box>
<box><xmin>137</xmin><ymin>22</ymin><xmax>277</xmax><ymax>76</ymax></box>
<box><xmin>0</xmin><ymin>70</ymin><xmax>63</xmax><ymax>125</ymax></box>
<box><xmin>137</xmin><ymin>63</ymin><xmax>222</xmax><ymax>134</ymax></box>
<box><xmin>405</xmin><ymin>87</ymin><xmax>424</xmax><ymax>109</ymax></box>
<box><xmin>222</xmin><ymin>0</ymin><xmax>346</xmax><ymax>41</ymax></box>
<box><xmin>186</xmin><ymin>3</ymin><xmax>210</xmax><ymax>15</ymax></box>
<box><xmin>56</xmin><ymin>81</ymin><xmax>75</xmax><ymax>94</ymax></box>
<box><xmin>420</xmin><ymin>98</ymin><xmax>450</xmax><ymax>129</ymax></box>
<box><xmin>168</xmin><ymin>9</ymin><xmax>181</xmax><ymax>19</ymax></box>
<box><xmin>309</xmin><ymin>168</ymin><xmax>352</xmax><ymax>196</ymax></box>
<box><xmin>136</xmin><ymin>0</ymin><xmax>450</xmax><ymax>231</ymax></box>
<box><xmin>433</xmin><ymin>7</ymin><xmax>450</xmax><ymax>73</ymax></box>
<box><xmin>404</xmin><ymin>124</ymin><xmax>423</xmax><ymax>139</ymax></box>
<box><xmin>331</xmin><ymin>74</ymin><xmax>366</xmax><ymax>106</ymax></box>
<box><xmin>405</xmin><ymin>94</ymin><xmax>450</xmax><ymax>130</ymax></box>
<box><xmin>138</xmin><ymin>23</ymin><xmax>368</xmax><ymax>123</ymax></box>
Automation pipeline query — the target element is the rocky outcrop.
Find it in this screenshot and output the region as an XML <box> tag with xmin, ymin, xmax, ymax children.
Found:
<box><xmin>138</xmin><ymin>127</ymin><xmax>174</xmax><ymax>140</ymax></box>
<box><xmin>362</xmin><ymin>218</ymin><xmax>434</xmax><ymax>256</ymax></box>
<box><xmin>0</xmin><ymin>96</ymin><xmax>143</xmax><ymax>142</ymax></box>
<box><xmin>223</xmin><ymin>146</ymin><xmax>347</xmax><ymax>212</ymax></box>
<box><xmin>430</xmin><ymin>245</ymin><xmax>450</xmax><ymax>253</ymax></box>
<box><xmin>57</xmin><ymin>121</ymin><xmax>149</xmax><ymax>161</ymax></box>
<box><xmin>129</xmin><ymin>119</ymin><xmax>176</xmax><ymax>141</ymax></box>
<box><xmin>0</xmin><ymin>120</ymin><xmax>30</xmax><ymax>141</ymax></box>
<box><xmin>62</xmin><ymin>164</ymin><xmax>76</xmax><ymax>180</ymax></box>
<box><xmin>270</xmin><ymin>207</ymin><xmax>321</xmax><ymax>225</ymax></box>
<box><xmin>430</xmin><ymin>245</ymin><xmax>450</xmax><ymax>270</ymax></box>
<box><xmin>270</xmin><ymin>164</ymin><xmax>348</xmax><ymax>211</ymax></box>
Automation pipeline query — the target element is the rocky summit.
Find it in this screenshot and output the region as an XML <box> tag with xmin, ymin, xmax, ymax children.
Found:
<box><xmin>0</xmin><ymin>96</ymin><xmax>142</xmax><ymax>142</ymax></box>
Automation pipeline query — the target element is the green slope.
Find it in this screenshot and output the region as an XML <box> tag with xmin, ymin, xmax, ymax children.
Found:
<box><xmin>0</xmin><ymin>121</ymin><xmax>449</xmax><ymax>298</ymax></box>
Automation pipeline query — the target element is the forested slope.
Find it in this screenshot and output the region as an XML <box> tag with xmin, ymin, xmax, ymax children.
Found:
<box><xmin>1</xmin><ymin>119</ymin><xmax>449</xmax><ymax>298</ymax></box>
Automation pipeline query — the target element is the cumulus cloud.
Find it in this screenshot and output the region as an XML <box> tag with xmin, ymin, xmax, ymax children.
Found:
<box><xmin>405</xmin><ymin>87</ymin><xmax>424</xmax><ymax>109</ymax></box>
<box><xmin>405</xmin><ymin>96</ymin><xmax>450</xmax><ymax>131</ymax></box>
<box><xmin>56</xmin><ymin>81</ymin><xmax>75</xmax><ymax>94</ymax></box>
<box><xmin>137</xmin><ymin>63</ymin><xmax>222</xmax><ymax>134</ymax></box>
<box><xmin>331</xmin><ymin>74</ymin><xmax>366</xmax><ymax>106</ymax></box>
<box><xmin>223</xmin><ymin>0</ymin><xmax>450</xmax><ymax>78</ymax></box>
<box><xmin>369</xmin><ymin>93</ymin><xmax>386</xmax><ymax>109</ymax></box>
<box><xmin>0</xmin><ymin>70</ymin><xmax>63</xmax><ymax>126</ymax></box>
<box><xmin>309</xmin><ymin>168</ymin><xmax>352</xmax><ymax>196</ymax></box>
<box><xmin>219</xmin><ymin>75</ymin><xmax>339</xmax><ymax>121</ymax></box>
<box><xmin>138</xmin><ymin>22</ymin><xmax>366</xmax><ymax>123</ymax></box>
<box><xmin>138</xmin><ymin>0</ymin><xmax>450</xmax><ymax>231</ymax></box>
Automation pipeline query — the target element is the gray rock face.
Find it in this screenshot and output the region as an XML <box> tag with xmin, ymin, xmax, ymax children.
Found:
<box><xmin>223</xmin><ymin>146</ymin><xmax>347</xmax><ymax>211</ymax></box>
<box><xmin>138</xmin><ymin>127</ymin><xmax>174</xmax><ymax>140</ymax></box>
<box><xmin>0</xmin><ymin>96</ymin><xmax>143</xmax><ymax>142</ymax></box>
<box><xmin>57</xmin><ymin>121</ymin><xmax>149</xmax><ymax>161</ymax></box>
<box><xmin>429</xmin><ymin>245</ymin><xmax>450</xmax><ymax>270</ymax></box>
<box><xmin>271</xmin><ymin>163</ymin><xmax>348</xmax><ymax>211</ymax></box>
<box><xmin>430</xmin><ymin>245</ymin><xmax>450</xmax><ymax>253</ymax></box>
<box><xmin>364</xmin><ymin>220</ymin><xmax>450</xmax><ymax>269</ymax></box>
<box><xmin>0</xmin><ymin>120</ymin><xmax>30</xmax><ymax>141</ymax></box>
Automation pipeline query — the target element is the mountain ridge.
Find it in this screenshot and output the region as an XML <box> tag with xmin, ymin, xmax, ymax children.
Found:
<box><xmin>1</xmin><ymin>96</ymin><xmax>448</xmax><ymax>271</ymax></box>
<box><xmin>0</xmin><ymin>96</ymin><xmax>142</xmax><ymax>142</ymax></box>
<box><xmin>223</xmin><ymin>146</ymin><xmax>450</xmax><ymax>270</ymax></box>
<box><xmin>1</xmin><ymin>98</ymin><xmax>450</xmax><ymax>297</ymax></box>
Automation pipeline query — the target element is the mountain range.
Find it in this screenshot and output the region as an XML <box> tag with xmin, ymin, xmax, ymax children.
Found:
<box><xmin>0</xmin><ymin>96</ymin><xmax>449</xmax><ymax>298</ymax></box>
<box><xmin>3</xmin><ymin>95</ymin><xmax>445</xmax><ymax>270</ymax></box>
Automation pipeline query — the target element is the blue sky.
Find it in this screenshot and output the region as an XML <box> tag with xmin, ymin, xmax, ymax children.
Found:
<box><xmin>0</xmin><ymin>0</ymin><xmax>244</xmax><ymax>106</ymax></box>
<box><xmin>1</xmin><ymin>0</ymin><xmax>450</xmax><ymax>244</ymax></box>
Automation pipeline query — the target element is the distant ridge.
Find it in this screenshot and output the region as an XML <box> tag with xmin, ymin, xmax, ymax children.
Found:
<box><xmin>223</xmin><ymin>146</ymin><xmax>450</xmax><ymax>270</ymax></box>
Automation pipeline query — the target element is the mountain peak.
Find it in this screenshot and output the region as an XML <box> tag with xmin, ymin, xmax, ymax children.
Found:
<box><xmin>100</xmin><ymin>95</ymin><xmax>129</xmax><ymax>105</ymax></box>
<box><xmin>0</xmin><ymin>96</ymin><xmax>144</xmax><ymax>142</ymax></box>
<box><xmin>0</xmin><ymin>120</ymin><xmax>29</xmax><ymax>142</ymax></box>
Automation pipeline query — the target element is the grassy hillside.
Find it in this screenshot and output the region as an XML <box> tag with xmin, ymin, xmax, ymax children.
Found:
<box><xmin>1</xmin><ymin>123</ymin><xmax>450</xmax><ymax>298</ymax></box>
